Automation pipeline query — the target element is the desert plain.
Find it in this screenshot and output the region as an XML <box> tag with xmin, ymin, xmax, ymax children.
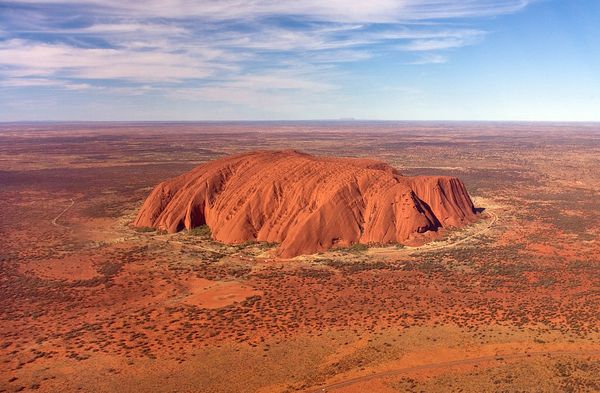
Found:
<box><xmin>0</xmin><ymin>121</ymin><xmax>599</xmax><ymax>392</ymax></box>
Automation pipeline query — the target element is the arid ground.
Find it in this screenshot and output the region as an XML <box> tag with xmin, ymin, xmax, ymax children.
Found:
<box><xmin>0</xmin><ymin>122</ymin><xmax>599</xmax><ymax>392</ymax></box>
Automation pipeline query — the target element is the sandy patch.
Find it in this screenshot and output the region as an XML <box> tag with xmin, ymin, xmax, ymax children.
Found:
<box><xmin>526</xmin><ymin>242</ymin><xmax>560</xmax><ymax>256</ymax></box>
<box><xmin>182</xmin><ymin>278</ymin><xmax>262</xmax><ymax>309</ymax></box>
<box><xmin>18</xmin><ymin>256</ymin><xmax>100</xmax><ymax>281</ymax></box>
<box><xmin>320</xmin><ymin>336</ymin><xmax>371</xmax><ymax>369</ymax></box>
<box><xmin>329</xmin><ymin>379</ymin><xmax>398</xmax><ymax>393</ymax></box>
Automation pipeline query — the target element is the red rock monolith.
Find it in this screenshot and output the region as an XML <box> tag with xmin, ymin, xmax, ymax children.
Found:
<box><xmin>135</xmin><ymin>150</ymin><xmax>478</xmax><ymax>257</ymax></box>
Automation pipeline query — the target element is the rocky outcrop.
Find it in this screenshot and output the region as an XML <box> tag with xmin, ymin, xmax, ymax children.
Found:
<box><xmin>135</xmin><ymin>150</ymin><xmax>478</xmax><ymax>257</ymax></box>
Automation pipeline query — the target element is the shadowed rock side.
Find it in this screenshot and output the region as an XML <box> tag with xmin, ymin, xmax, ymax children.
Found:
<box><xmin>134</xmin><ymin>151</ymin><xmax>478</xmax><ymax>257</ymax></box>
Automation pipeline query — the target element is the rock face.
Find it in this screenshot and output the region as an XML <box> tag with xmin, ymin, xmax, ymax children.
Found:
<box><xmin>135</xmin><ymin>150</ymin><xmax>478</xmax><ymax>257</ymax></box>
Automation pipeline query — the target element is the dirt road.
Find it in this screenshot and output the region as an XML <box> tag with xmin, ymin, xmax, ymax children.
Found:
<box><xmin>305</xmin><ymin>348</ymin><xmax>600</xmax><ymax>393</ymax></box>
<box><xmin>409</xmin><ymin>210</ymin><xmax>498</xmax><ymax>253</ymax></box>
<box><xmin>51</xmin><ymin>198</ymin><xmax>75</xmax><ymax>228</ymax></box>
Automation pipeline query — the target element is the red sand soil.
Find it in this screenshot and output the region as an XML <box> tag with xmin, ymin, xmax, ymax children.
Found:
<box><xmin>18</xmin><ymin>255</ymin><xmax>100</xmax><ymax>282</ymax></box>
<box><xmin>2</xmin><ymin>123</ymin><xmax>599</xmax><ymax>393</ymax></box>
<box><xmin>181</xmin><ymin>277</ymin><xmax>262</xmax><ymax>309</ymax></box>
<box><xmin>135</xmin><ymin>150</ymin><xmax>478</xmax><ymax>257</ymax></box>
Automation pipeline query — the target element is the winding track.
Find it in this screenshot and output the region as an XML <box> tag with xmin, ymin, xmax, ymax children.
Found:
<box><xmin>408</xmin><ymin>210</ymin><xmax>498</xmax><ymax>253</ymax></box>
<box><xmin>364</xmin><ymin>209</ymin><xmax>498</xmax><ymax>259</ymax></box>
<box><xmin>306</xmin><ymin>348</ymin><xmax>600</xmax><ymax>393</ymax></box>
<box><xmin>51</xmin><ymin>197</ymin><xmax>75</xmax><ymax>228</ymax></box>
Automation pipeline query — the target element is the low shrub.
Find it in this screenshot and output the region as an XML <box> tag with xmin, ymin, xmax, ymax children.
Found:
<box><xmin>134</xmin><ymin>226</ymin><xmax>156</xmax><ymax>233</ymax></box>
<box><xmin>188</xmin><ymin>225</ymin><xmax>211</xmax><ymax>237</ymax></box>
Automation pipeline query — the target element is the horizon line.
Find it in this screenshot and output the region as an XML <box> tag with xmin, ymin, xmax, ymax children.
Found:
<box><xmin>2</xmin><ymin>119</ymin><xmax>600</xmax><ymax>124</ymax></box>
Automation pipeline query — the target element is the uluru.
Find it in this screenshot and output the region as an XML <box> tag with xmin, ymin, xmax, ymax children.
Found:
<box><xmin>134</xmin><ymin>150</ymin><xmax>478</xmax><ymax>257</ymax></box>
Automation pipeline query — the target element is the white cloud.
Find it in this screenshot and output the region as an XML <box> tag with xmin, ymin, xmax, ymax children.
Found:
<box><xmin>0</xmin><ymin>77</ymin><xmax>92</xmax><ymax>89</ymax></box>
<box><xmin>406</xmin><ymin>53</ymin><xmax>448</xmax><ymax>65</ymax></box>
<box><xmin>401</xmin><ymin>35</ymin><xmax>484</xmax><ymax>51</ymax></box>
<box><xmin>13</xmin><ymin>22</ymin><xmax>188</xmax><ymax>36</ymax></box>
<box><xmin>1</xmin><ymin>0</ymin><xmax>537</xmax><ymax>104</ymax></box>
<box><xmin>8</xmin><ymin>0</ymin><xmax>535</xmax><ymax>22</ymax></box>
<box><xmin>163</xmin><ymin>69</ymin><xmax>337</xmax><ymax>105</ymax></box>
<box><xmin>0</xmin><ymin>39</ymin><xmax>224</xmax><ymax>82</ymax></box>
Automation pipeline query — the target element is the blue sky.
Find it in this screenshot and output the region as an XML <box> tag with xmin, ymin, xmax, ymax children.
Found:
<box><xmin>0</xmin><ymin>0</ymin><xmax>599</xmax><ymax>121</ymax></box>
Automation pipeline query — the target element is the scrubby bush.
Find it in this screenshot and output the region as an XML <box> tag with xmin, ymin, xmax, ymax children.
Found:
<box><xmin>134</xmin><ymin>226</ymin><xmax>156</xmax><ymax>233</ymax></box>
<box><xmin>188</xmin><ymin>225</ymin><xmax>211</xmax><ymax>237</ymax></box>
<box><xmin>98</xmin><ymin>262</ymin><xmax>122</xmax><ymax>277</ymax></box>
<box><xmin>348</xmin><ymin>243</ymin><xmax>368</xmax><ymax>252</ymax></box>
